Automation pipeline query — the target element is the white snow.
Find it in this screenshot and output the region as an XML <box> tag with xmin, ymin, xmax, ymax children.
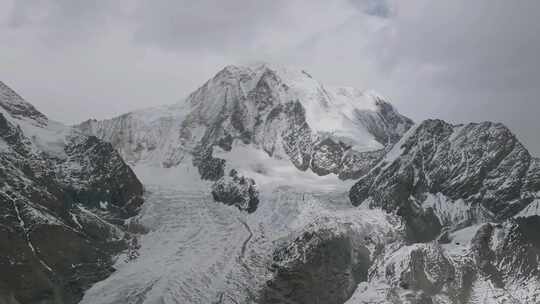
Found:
<box><xmin>17</xmin><ymin>119</ymin><xmax>71</xmax><ymax>159</ymax></box>
<box><xmin>0</xmin><ymin>138</ymin><xmax>9</xmax><ymax>151</ymax></box>
<box><xmin>80</xmin><ymin>155</ymin><xmax>398</xmax><ymax>304</ymax></box>
<box><xmin>380</xmin><ymin>122</ymin><xmax>420</xmax><ymax>168</ymax></box>
<box><xmin>133</xmin><ymin>159</ymin><xmax>211</xmax><ymax>192</ymax></box>
<box><xmin>422</xmin><ymin>193</ymin><xmax>472</xmax><ymax>226</ymax></box>
<box><xmin>256</xmin><ymin>64</ymin><xmax>384</xmax><ymax>151</ymax></box>
<box><xmin>0</xmin><ymin>98</ymin><xmax>72</xmax><ymax>159</ymax></box>
<box><xmin>99</xmin><ymin>201</ymin><xmax>109</xmax><ymax>210</ymax></box>
<box><xmin>214</xmin><ymin>142</ymin><xmax>356</xmax><ymax>192</ymax></box>
<box><xmin>514</xmin><ymin>199</ymin><xmax>540</xmax><ymax>218</ymax></box>
<box><xmin>441</xmin><ymin>224</ymin><xmax>483</xmax><ymax>256</ymax></box>
<box><xmin>70</xmin><ymin>212</ymin><xmax>84</xmax><ymax>230</ymax></box>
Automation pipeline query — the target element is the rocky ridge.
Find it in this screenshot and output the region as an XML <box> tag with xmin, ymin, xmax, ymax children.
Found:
<box><xmin>0</xmin><ymin>81</ymin><xmax>144</xmax><ymax>304</ymax></box>
<box><xmin>346</xmin><ymin>119</ymin><xmax>540</xmax><ymax>303</ymax></box>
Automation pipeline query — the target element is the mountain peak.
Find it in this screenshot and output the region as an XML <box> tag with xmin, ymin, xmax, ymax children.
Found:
<box><xmin>0</xmin><ymin>81</ymin><xmax>48</xmax><ymax>126</ymax></box>
<box><xmin>78</xmin><ymin>63</ymin><xmax>413</xmax><ymax>180</ymax></box>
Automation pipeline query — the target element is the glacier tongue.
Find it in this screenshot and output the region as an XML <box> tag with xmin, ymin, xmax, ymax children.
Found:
<box><xmin>80</xmin><ymin>164</ymin><xmax>399</xmax><ymax>304</ymax></box>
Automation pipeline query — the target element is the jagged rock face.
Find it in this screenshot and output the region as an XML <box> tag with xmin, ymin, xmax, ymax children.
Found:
<box><xmin>262</xmin><ymin>227</ymin><xmax>371</xmax><ymax>304</ymax></box>
<box><xmin>344</xmin><ymin>117</ymin><xmax>540</xmax><ymax>303</ymax></box>
<box><xmin>310</xmin><ymin>137</ymin><xmax>346</xmax><ymax>175</ymax></box>
<box><xmin>355</xmin><ymin>242</ymin><xmax>475</xmax><ymax>304</ymax></box>
<box><xmin>339</xmin><ymin>149</ymin><xmax>385</xmax><ymax>180</ymax></box>
<box><xmin>0</xmin><ymin>81</ymin><xmax>143</xmax><ymax>304</ymax></box>
<box><xmin>494</xmin><ymin>217</ymin><xmax>540</xmax><ymax>281</ymax></box>
<box><xmin>76</xmin><ymin>64</ymin><xmax>413</xmax><ymax>181</ymax></box>
<box><xmin>349</xmin><ymin>219</ymin><xmax>540</xmax><ymax>304</ymax></box>
<box><xmin>350</xmin><ymin>119</ymin><xmax>540</xmax><ymax>241</ymax></box>
<box><xmin>211</xmin><ymin>169</ymin><xmax>259</xmax><ymax>213</ymax></box>
<box><xmin>264</xmin><ymin>100</ymin><xmax>313</xmax><ymax>172</ymax></box>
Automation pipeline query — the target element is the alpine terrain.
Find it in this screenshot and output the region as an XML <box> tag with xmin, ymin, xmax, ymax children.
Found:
<box><xmin>0</xmin><ymin>81</ymin><xmax>144</xmax><ymax>304</ymax></box>
<box><xmin>2</xmin><ymin>63</ymin><xmax>539</xmax><ymax>304</ymax></box>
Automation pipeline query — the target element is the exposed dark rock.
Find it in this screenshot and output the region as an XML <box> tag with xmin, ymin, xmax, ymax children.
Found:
<box><xmin>216</xmin><ymin>133</ymin><xmax>233</xmax><ymax>152</ymax></box>
<box><xmin>350</xmin><ymin>119</ymin><xmax>540</xmax><ymax>242</ymax></box>
<box><xmin>0</xmin><ymin>82</ymin><xmax>144</xmax><ymax>304</ymax></box>
<box><xmin>470</xmin><ymin>224</ymin><xmax>505</xmax><ymax>288</ymax></box>
<box><xmin>279</xmin><ymin>101</ymin><xmax>314</xmax><ymax>172</ymax></box>
<box><xmin>61</xmin><ymin>135</ymin><xmax>144</xmax><ymax>219</ymax></box>
<box><xmin>358</xmin><ymin>97</ymin><xmax>414</xmax><ymax>146</ymax></box>
<box><xmin>339</xmin><ymin>148</ymin><xmax>385</xmax><ymax>180</ymax></box>
<box><xmin>193</xmin><ymin>147</ymin><xmax>226</xmax><ymax>181</ymax></box>
<box><xmin>260</xmin><ymin>226</ymin><xmax>370</xmax><ymax>304</ymax></box>
<box><xmin>495</xmin><ymin>217</ymin><xmax>540</xmax><ymax>280</ymax></box>
<box><xmin>211</xmin><ymin>170</ymin><xmax>259</xmax><ymax>213</ymax></box>
<box><xmin>399</xmin><ymin>203</ymin><xmax>443</xmax><ymax>243</ymax></box>
<box><xmin>310</xmin><ymin>137</ymin><xmax>345</xmax><ymax>176</ymax></box>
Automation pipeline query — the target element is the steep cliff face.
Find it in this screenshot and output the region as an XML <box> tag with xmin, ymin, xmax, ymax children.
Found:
<box><xmin>0</xmin><ymin>81</ymin><xmax>143</xmax><ymax>304</ymax></box>
<box><xmin>77</xmin><ymin>63</ymin><xmax>413</xmax><ymax>182</ymax></box>
<box><xmin>261</xmin><ymin>213</ymin><xmax>395</xmax><ymax>304</ymax></box>
<box><xmin>350</xmin><ymin>119</ymin><xmax>540</xmax><ymax>240</ymax></box>
<box><xmin>345</xmin><ymin>118</ymin><xmax>540</xmax><ymax>303</ymax></box>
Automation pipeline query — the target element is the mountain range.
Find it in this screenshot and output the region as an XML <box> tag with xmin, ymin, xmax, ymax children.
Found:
<box><xmin>1</xmin><ymin>63</ymin><xmax>539</xmax><ymax>304</ymax></box>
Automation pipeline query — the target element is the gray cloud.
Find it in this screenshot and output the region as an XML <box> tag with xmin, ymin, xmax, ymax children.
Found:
<box><xmin>377</xmin><ymin>1</ymin><xmax>540</xmax><ymax>154</ymax></box>
<box><xmin>130</xmin><ymin>0</ymin><xmax>287</xmax><ymax>52</ymax></box>
<box><xmin>349</xmin><ymin>0</ymin><xmax>391</xmax><ymax>17</ymax></box>
<box><xmin>6</xmin><ymin>0</ymin><xmax>119</xmax><ymax>45</ymax></box>
<box><xmin>1</xmin><ymin>0</ymin><xmax>539</xmax><ymax>155</ymax></box>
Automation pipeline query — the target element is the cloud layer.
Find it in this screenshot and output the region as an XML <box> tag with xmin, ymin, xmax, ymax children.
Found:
<box><xmin>1</xmin><ymin>0</ymin><xmax>539</xmax><ymax>154</ymax></box>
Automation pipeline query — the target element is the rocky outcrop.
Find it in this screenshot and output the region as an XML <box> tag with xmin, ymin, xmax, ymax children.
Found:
<box><xmin>350</xmin><ymin>119</ymin><xmax>540</xmax><ymax>241</ymax></box>
<box><xmin>211</xmin><ymin>169</ymin><xmax>259</xmax><ymax>213</ymax></box>
<box><xmin>348</xmin><ymin>217</ymin><xmax>540</xmax><ymax>304</ymax></box>
<box><xmin>0</xmin><ymin>81</ymin><xmax>143</xmax><ymax>304</ymax></box>
<box><xmin>261</xmin><ymin>223</ymin><xmax>372</xmax><ymax>304</ymax></box>
<box><xmin>345</xmin><ymin>118</ymin><xmax>540</xmax><ymax>303</ymax></box>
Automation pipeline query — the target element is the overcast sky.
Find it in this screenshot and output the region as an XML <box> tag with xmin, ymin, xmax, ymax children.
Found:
<box><xmin>1</xmin><ymin>0</ymin><xmax>539</xmax><ymax>155</ymax></box>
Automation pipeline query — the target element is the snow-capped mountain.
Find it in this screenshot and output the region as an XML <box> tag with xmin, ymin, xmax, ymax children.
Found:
<box><xmin>4</xmin><ymin>62</ymin><xmax>540</xmax><ymax>304</ymax></box>
<box><xmin>0</xmin><ymin>81</ymin><xmax>144</xmax><ymax>303</ymax></box>
<box><xmin>77</xmin><ymin>63</ymin><xmax>413</xmax><ymax>181</ymax></box>
<box><xmin>74</xmin><ymin>64</ymin><xmax>540</xmax><ymax>304</ymax></box>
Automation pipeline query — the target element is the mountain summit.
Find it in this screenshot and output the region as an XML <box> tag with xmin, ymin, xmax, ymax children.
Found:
<box><xmin>77</xmin><ymin>63</ymin><xmax>413</xmax><ymax>182</ymax></box>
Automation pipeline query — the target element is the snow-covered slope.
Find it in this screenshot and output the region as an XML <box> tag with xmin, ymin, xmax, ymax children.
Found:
<box><xmin>77</xmin><ymin>63</ymin><xmax>413</xmax><ymax>180</ymax></box>
<box><xmin>80</xmin><ymin>165</ymin><xmax>401</xmax><ymax>304</ymax></box>
<box><xmin>0</xmin><ymin>81</ymin><xmax>144</xmax><ymax>304</ymax></box>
